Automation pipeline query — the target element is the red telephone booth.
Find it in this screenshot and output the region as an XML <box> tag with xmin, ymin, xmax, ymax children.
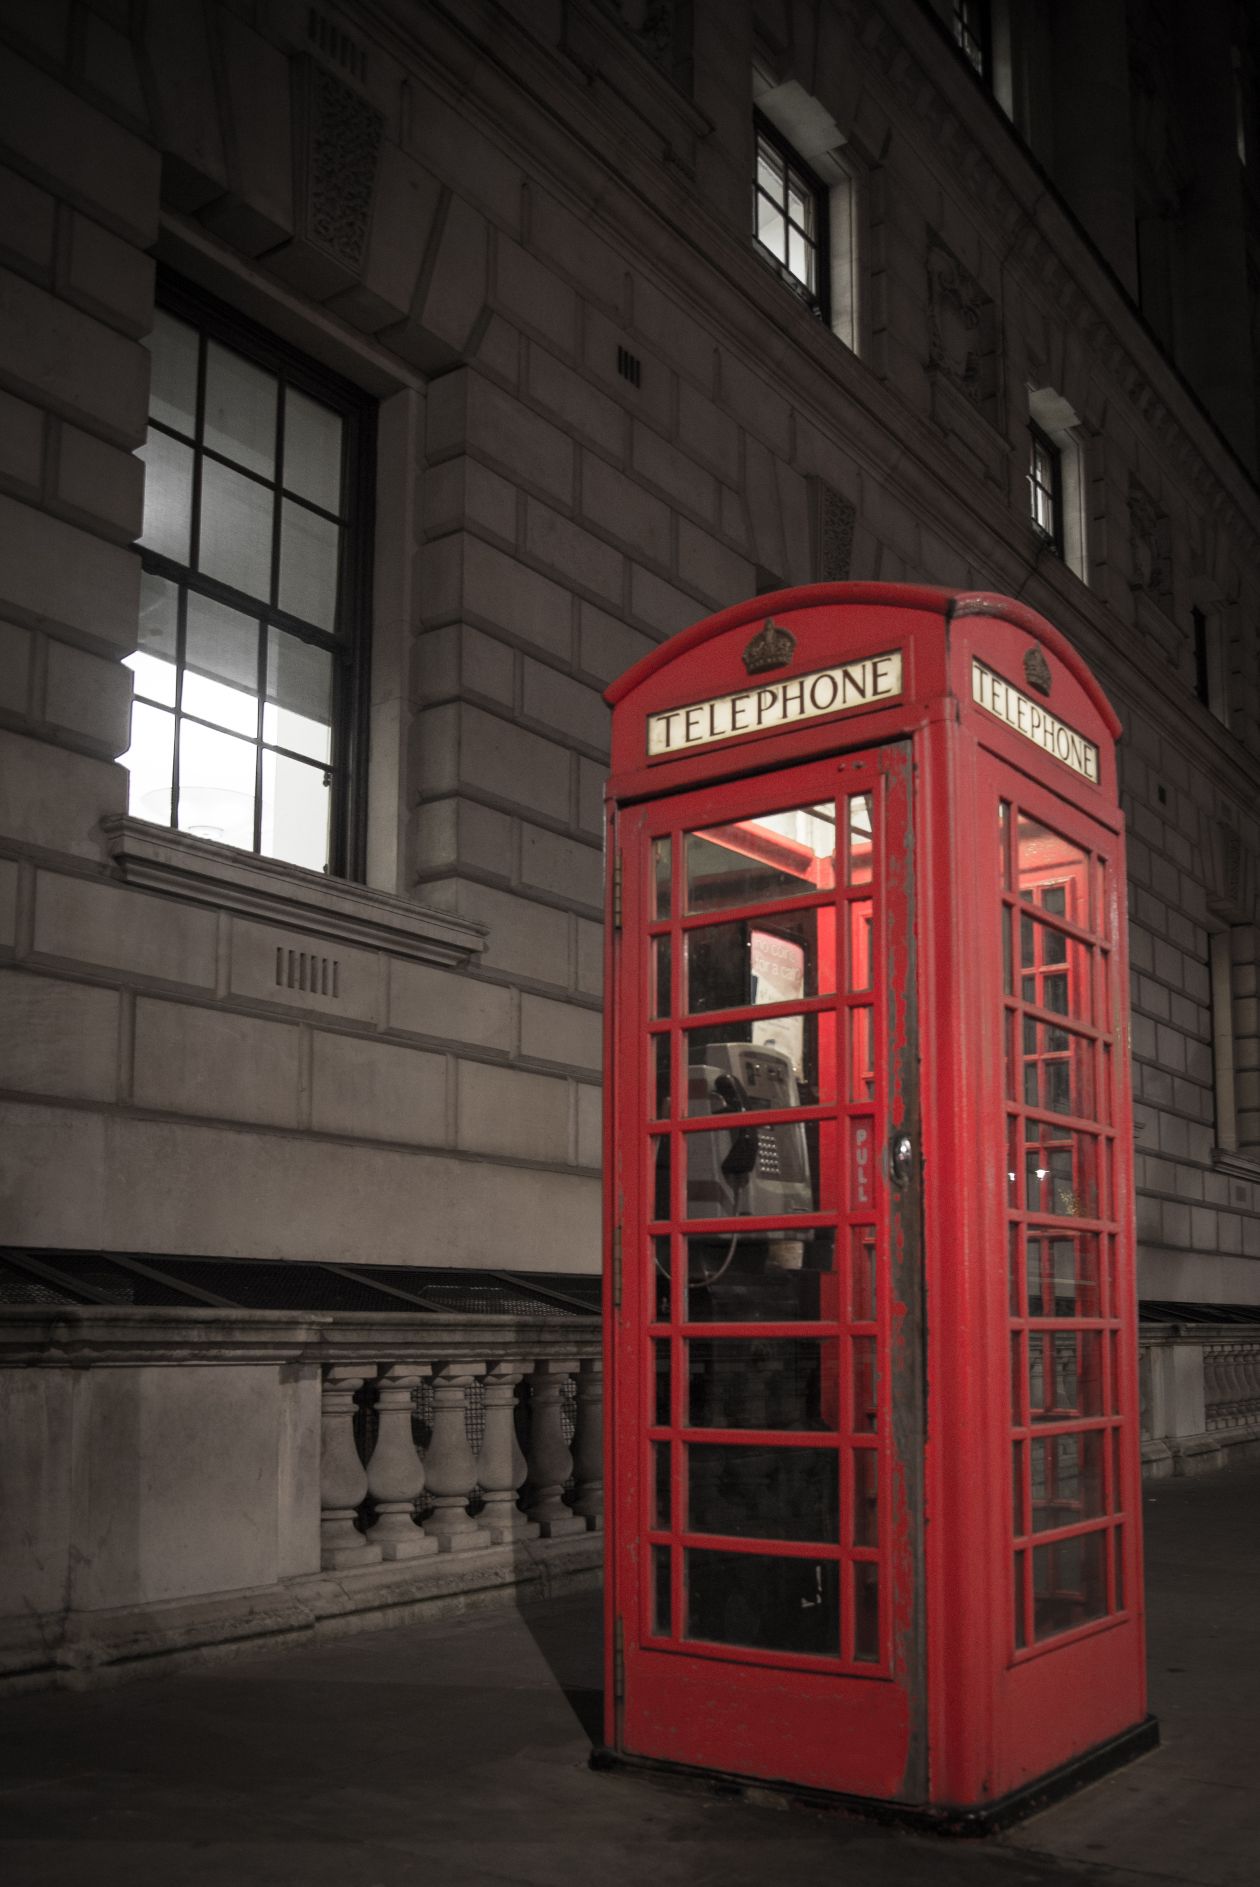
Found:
<box><xmin>599</xmin><ymin>583</ymin><xmax>1156</xmax><ymax>1831</ymax></box>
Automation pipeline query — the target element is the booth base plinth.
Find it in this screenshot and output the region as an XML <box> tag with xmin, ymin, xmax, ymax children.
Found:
<box><xmin>590</xmin><ymin>1715</ymin><xmax>1160</xmax><ymax>1836</ymax></box>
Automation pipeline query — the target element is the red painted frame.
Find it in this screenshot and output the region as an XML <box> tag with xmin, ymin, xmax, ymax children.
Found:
<box><xmin>602</xmin><ymin>584</ymin><xmax>1149</xmax><ymax>1820</ymax></box>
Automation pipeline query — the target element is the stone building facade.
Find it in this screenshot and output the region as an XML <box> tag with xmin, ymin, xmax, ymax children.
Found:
<box><xmin>3</xmin><ymin>0</ymin><xmax>1260</xmax><ymax>1676</ymax></box>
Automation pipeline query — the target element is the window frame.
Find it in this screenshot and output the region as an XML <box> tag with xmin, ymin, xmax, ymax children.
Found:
<box><xmin>131</xmin><ymin>273</ymin><xmax>376</xmax><ymax>882</ymax></box>
<box><xmin>752</xmin><ymin>110</ymin><xmax>831</xmax><ymax>323</ymax></box>
<box><xmin>953</xmin><ymin>0</ymin><xmax>993</xmax><ymax>84</ymax></box>
<box><xmin>1027</xmin><ymin>420</ymin><xmax>1064</xmax><ymax>558</ymax></box>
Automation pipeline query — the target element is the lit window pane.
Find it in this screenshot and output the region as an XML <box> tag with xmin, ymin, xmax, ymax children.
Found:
<box><xmin>198</xmin><ymin>459</ymin><xmax>274</xmax><ymax>602</ymax></box>
<box><xmin>126</xmin><ymin>650</ymin><xmax>177</xmax><ymax>708</ymax></box>
<box><xmin>263</xmin><ymin>750</ymin><xmax>330</xmax><ymax>870</ymax></box>
<box><xmin>756</xmin><ymin>141</ymin><xmax>783</xmax><ymax>194</ymax></box>
<box><xmin>185</xmin><ymin>593</ymin><xmax>259</xmax><ymax>694</ymax></box>
<box><xmin>138</xmin><ymin>430</ymin><xmax>194</xmax><ymax>564</ymax></box>
<box><xmin>264</xmin><ymin>631</ymin><xmax>333</xmax><ymax>763</ymax></box>
<box><xmin>757</xmin><ymin>196</ymin><xmax>786</xmax><ymax>260</ymax></box>
<box><xmin>136</xmin><ymin>571</ymin><xmax>178</xmax><ymax>662</ymax></box>
<box><xmin>283</xmin><ymin>388</ymin><xmax>343</xmax><ymax>514</ymax></box>
<box><xmin>788</xmin><ymin>180</ymin><xmax>809</xmax><ymax>228</ymax></box>
<box><xmin>204</xmin><ymin>342</ymin><xmax>277</xmax><ymax>479</ymax></box>
<box><xmin>177</xmin><ymin>720</ymin><xmax>257</xmax><ymax>847</ymax></box>
<box><xmin>145</xmin><ymin>311</ymin><xmax>198</xmax><ymax>435</ymax></box>
<box><xmin>279</xmin><ymin>500</ymin><xmax>339</xmax><ymax>631</ymax></box>
<box><xmin>122</xmin><ymin>699</ymin><xmax>174</xmax><ymax>824</ymax></box>
<box><xmin>788</xmin><ymin>226</ymin><xmax>810</xmax><ymax>285</ymax></box>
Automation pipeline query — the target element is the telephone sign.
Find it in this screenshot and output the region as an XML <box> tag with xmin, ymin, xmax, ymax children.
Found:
<box><xmin>598</xmin><ymin>584</ymin><xmax>1155</xmax><ymax>1831</ymax></box>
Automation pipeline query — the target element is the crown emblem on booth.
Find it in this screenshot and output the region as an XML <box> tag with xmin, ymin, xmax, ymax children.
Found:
<box><xmin>743</xmin><ymin>619</ymin><xmax>797</xmax><ymax>674</ymax></box>
<box><xmin>1023</xmin><ymin>646</ymin><xmax>1053</xmax><ymax>696</ymax></box>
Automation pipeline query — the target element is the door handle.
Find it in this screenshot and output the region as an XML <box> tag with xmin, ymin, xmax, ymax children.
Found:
<box><xmin>887</xmin><ymin>1132</ymin><xmax>914</xmax><ymax>1190</ymax></box>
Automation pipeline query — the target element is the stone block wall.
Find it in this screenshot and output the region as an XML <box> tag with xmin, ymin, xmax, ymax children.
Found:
<box><xmin>0</xmin><ymin>0</ymin><xmax>1259</xmax><ymax>1299</ymax></box>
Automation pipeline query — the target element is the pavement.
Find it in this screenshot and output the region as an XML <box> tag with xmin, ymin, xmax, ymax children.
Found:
<box><xmin>1</xmin><ymin>1459</ymin><xmax>1257</xmax><ymax>1887</ymax></box>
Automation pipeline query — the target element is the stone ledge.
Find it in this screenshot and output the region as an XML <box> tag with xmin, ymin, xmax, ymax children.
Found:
<box><xmin>0</xmin><ymin>1533</ymin><xmax>603</xmax><ymax>1694</ymax></box>
<box><xmin>100</xmin><ymin>816</ymin><xmax>487</xmax><ymax>967</ymax></box>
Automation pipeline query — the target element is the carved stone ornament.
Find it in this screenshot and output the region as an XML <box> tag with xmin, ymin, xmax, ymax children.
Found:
<box><xmin>814</xmin><ymin>480</ymin><xmax>856</xmax><ymax>582</ymax></box>
<box><xmin>743</xmin><ymin>619</ymin><xmax>796</xmax><ymax>674</ymax></box>
<box><xmin>302</xmin><ymin>58</ymin><xmax>384</xmax><ymax>272</ymax></box>
<box><xmin>1128</xmin><ymin>474</ymin><xmax>1172</xmax><ymax>602</ymax></box>
<box><xmin>926</xmin><ymin>237</ymin><xmax>985</xmax><ymax>406</ymax></box>
<box><xmin>1023</xmin><ymin>647</ymin><xmax>1053</xmax><ymax>696</ymax></box>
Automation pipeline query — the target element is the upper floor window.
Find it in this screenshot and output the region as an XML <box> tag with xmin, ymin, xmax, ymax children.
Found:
<box><xmin>1027</xmin><ymin>422</ymin><xmax>1063</xmax><ymax>556</ymax></box>
<box><xmin>752</xmin><ymin>115</ymin><xmax>829</xmax><ymax>320</ymax></box>
<box><xmin>953</xmin><ymin>0</ymin><xmax>992</xmax><ymax>82</ymax></box>
<box><xmin>124</xmin><ymin>283</ymin><xmax>373</xmax><ymax>876</ymax></box>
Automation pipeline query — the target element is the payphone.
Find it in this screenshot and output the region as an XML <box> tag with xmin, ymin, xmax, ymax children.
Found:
<box><xmin>599</xmin><ymin>584</ymin><xmax>1155</xmax><ymax>1830</ymax></box>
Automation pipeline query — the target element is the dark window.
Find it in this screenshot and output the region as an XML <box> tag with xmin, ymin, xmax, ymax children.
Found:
<box><xmin>953</xmin><ymin>0</ymin><xmax>992</xmax><ymax>82</ymax></box>
<box><xmin>753</xmin><ymin>115</ymin><xmax>829</xmax><ymax>320</ymax></box>
<box><xmin>124</xmin><ymin>280</ymin><xmax>374</xmax><ymax>877</ymax></box>
<box><xmin>1027</xmin><ymin>423</ymin><xmax>1063</xmax><ymax>556</ymax></box>
<box><xmin>1192</xmin><ymin>607</ymin><xmax>1210</xmax><ymax>705</ymax></box>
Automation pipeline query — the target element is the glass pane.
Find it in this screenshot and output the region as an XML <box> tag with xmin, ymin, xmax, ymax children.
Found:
<box><xmin>283</xmin><ymin>387</ymin><xmax>342</xmax><ymax>513</ymax></box>
<box><xmin>756</xmin><ymin>140</ymin><xmax>784</xmax><ymax>194</ymax></box>
<box><xmin>653</xmin><ymin>1440</ymin><xmax>671</xmax><ymax>1528</ymax></box>
<box><xmin>138</xmin><ymin>429</ymin><xmax>193</xmax><ymax>563</ymax></box>
<box><xmin>654</xmin><ymin>1338</ymin><xmax>670</xmax><ymax>1428</ymax></box>
<box><xmin>852</xmin><ymin>1447</ymin><xmax>878</xmax><ymax>1546</ymax></box>
<box><xmin>279</xmin><ymin>499</ymin><xmax>339</xmax><ymax>631</ymax></box>
<box><xmin>198</xmin><ymin>458</ymin><xmax>274</xmax><ymax>602</ymax></box>
<box><xmin>787</xmin><ymin>179</ymin><xmax>808</xmax><ymax>226</ymax></box>
<box><xmin>686</xmin><ymin>1548</ymin><xmax>839</xmax><ymax>1656</ymax></box>
<box><xmin>122</xmin><ymin>699</ymin><xmax>174</xmax><ymax>824</ymax></box>
<box><xmin>1030</xmin><ymin>1430</ymin><xmax>1105</xmax><ymax>1532</ymax></box>
<box><xmin>852</xmin><ymin>1335</ymin><xmax>877</xmax><ymax>1432</ymax></box>
<box><xmin>177</xmin><ymin>718</ymin><xmax>256</xmax><ymax>847</ymax></box>
<box><xmin>1020</xmin><ymin>915</ymin><xmax>1092</xmax><ymax>1023</ymax></box>
<box><xmin>684</xmin><ymin>1120</ymin><xmax>819</xmax><ymax>1218</ymax></box>
<box><xmin>126</xmin><ymin>649</ymin><xmax>176</xmax><ymax>708</ymax></box>
<box><xmin>788</xmin><ymin>225</ymin><xmax>809</xmax><ymax>284</ymax></box>
<box><xmin>998</xmin><ymin>801</ymin><xmax>1011</xmax><ymax>889</ymax></box>
<box><xmin>1021</xmin><ymin>1017</ymin><xmax>1095</xmax><ymax>1119</ymax></box>
<box><xmin>653</xmin><ymin>936</ymin><xmax>671</xmax><ymax>1018</ymax></box>
<box><xmin>146</xmin><ymin>310</ymin><xmax>198</xmax><ymax>434</ymax></box>
<box><xmin>689</xmin><ymin>1443</ymin><xmax>838</xmax><ymax>1542</ymax></box>
<box><xmin>653</xmin><ymin>1236</ymin><xmax>672</xmax><ymax>1322</ymax></box>
<box><xmin>264</xmin><ymin>631</ymin><xmax>333</xmax><ymax>763</ymax></box>
<box><xmin>685</xmin><ymin>1230</ymin><xmax>837</xmax><ymax>1323</ymax></box>
<box><xmin>652</xmin><ymin>1544</ymin><xmax>672</xmax><ymax>1635</ymax></box>
<box><xmin>204</xmin><ymin>341</ymin><xmax>276</xmax><ymax>478</ymax></box>
<box><xmin>1026</xmin><ymin>1229</ymin><xmax>1101</xmax><ymax>1318</ymax></box>
<box><xmin>850</xmin><ymin>1006</ymin><xmax>874</xmax><ymax>1101</ymax></box>
<box><xmin>687</xmin><ymin>1337</ymin><xmax>832</xmax><ymax>1430</ymax></box>
<box><xmin>653</xmin><ymin>1033</ymin><xmax>670</xmax><ymax>1120</ymax></box>
<box><xmin>684</xmin><ymin>1015</ymin><xmax>824</xmax><ymax>1111</ymax></box>
<box><xmin>847</xmin><ymin>794</ymin><xmax>873</xmax><ymax>883</ymax></box>
<box><xmin>1016</xmin><ymin>816</ymin><xmax>1090</xmax><ymax>927</ymax></box>
<box><xmin>1013</xmin><ymin>1439</ymin><xmax>1026</xmax><ymax>1535</ymax></box>
<box><xmin>261</xmin><ymin>752</ymin><xmax>330</xmax><ymax>871</ymax></box>
<box><xmin>848</xmin><ymin>901</ymin><xmax>874</xmax><ymax>990</ymax></box>
<box><xmin>653</xmin><ymin>1134</ymin><xmax>671</xmax><ymax>1221</ymax></box>
<box><xmin>756</xmin><ymin>197</ymin><xmax>787</xmax><ymax>259</ymax></box>
<box><xmin>686</xmin><ymin>911</ymin><xmax>824</xmax><ymax>1012</ymax></box>
<box><xmin>1028</xmin><ymin>1332</ymin><xmax>1104</xmax><ymax>1423</ymax></box>
<box><xmin>854</xmin><ymin>1562</ymin><xmax>879</xmax><ymax>1660</ymax></box>
<box><xmin>652</xmin><ymin>837</ymin><xmax>671</xmax><ymax>919</ymax></box>
<box><xmin>128</xmin><ymin>576</ymin><xmax>178</xmax><ymax>708</ymax></box>
<box><xmin>686</xmin><ymin>809</ymin><xmax>835</xmax><ymax>915</ymax></box>
<box><xmin>1033</xmin><ymin>1529</ymin><xmax>1107</xmax><ymax>1640</ymax></box>
<box><xmin>1023</xmin><ymin>1124</ymin><xmax>1099</xmax><ymax>1219</ymax></box>
<box><xmin>183</xmin><ymin>594</ymin><xmax>259</xmax><ymax>738</ymax></box>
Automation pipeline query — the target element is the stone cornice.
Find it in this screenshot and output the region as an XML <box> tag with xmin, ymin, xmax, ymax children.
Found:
<box><xmin>100</xmin><ymin>817</ymin><xmax>486</xmax><ymax>967</ymax></box>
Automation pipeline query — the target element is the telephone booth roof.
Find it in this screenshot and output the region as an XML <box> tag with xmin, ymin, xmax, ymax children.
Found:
<box><xmin>606</xmin><ymin>583</ymin><xmax>1122</xmax><ymax>810</ymax></box>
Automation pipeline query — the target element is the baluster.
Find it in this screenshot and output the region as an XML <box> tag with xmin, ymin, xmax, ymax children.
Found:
<box><xmin>569</xmin><ymin>1355</ymin><xmax>604</xmax><ymax>1531</ymax></box>
<box><xmin>1204</xmin><ymin>1345</ymin><xmax>1225</xmax><ymax>1430</ymax></box>
<box><xmin>320</xmin><ymin>1364</ymin><xmax>382</xmax><ymax>1569</ymax></box>
<box><xmin>366</xmin><ymin>1362</ymin><xmax>438</xmax><ymax>1561</ymax></box>
<box><xmin>422</xmin><ymin>1361</ymin><xmax>491</xmax><ymax>1553</ymax></box>
<box><xmin>1243</xmin><ymin>1342</ymin><xmax>1260</xmax><ymax>1423</ymax></box>
<box><xmin>524</xmin><ymin>1359</ymin><xmax>585</xmax><ymax>1537</ymax></box>
<box><xmin>477</xmin><ymin>1362</ymin><xmax>539</xmax><ymax>1542</ymax></box>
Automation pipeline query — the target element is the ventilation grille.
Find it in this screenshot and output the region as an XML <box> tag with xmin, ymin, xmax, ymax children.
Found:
<box><xmin>276</xmin><ymin>947</ymin><xmax>340</xmax><ymax>997</ymax></box>
<box><xmin>616</xmin><ymin>345</ymin><xmax>642</xmax><ymax>388</ymax></box>
<box><xmin>308</xmin><ymin>6</ymin><xmax>367</xmax><ymax>82</ymax></box>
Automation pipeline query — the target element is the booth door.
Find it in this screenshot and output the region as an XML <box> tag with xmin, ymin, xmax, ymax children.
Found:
<box><xmin>611</xmin><ymin>742</ymin><xmax>924</xmax><ymax>1801</ymax></box>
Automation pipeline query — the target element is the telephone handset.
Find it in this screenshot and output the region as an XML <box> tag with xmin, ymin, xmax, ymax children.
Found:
<box><xmin>687</xmin><ymin>1041</ymin><xmax>813</xmax><ymax>1221</ymax></box>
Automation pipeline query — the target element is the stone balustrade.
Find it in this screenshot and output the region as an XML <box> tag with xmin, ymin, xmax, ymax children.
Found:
<box><xmin>1140</xmin><ymin>1325</ymin><xmax>1260</xmax><ymax>1477</ymax></box>
<box><xmin>0</xmin><ymin>1304</ymin><xmax>601</xmax><ymax>1692</ymax></box>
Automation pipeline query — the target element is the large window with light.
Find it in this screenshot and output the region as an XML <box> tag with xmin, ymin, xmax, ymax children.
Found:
<box><xmin>124</xmin><ymin>283</ymin><xmax>373</xmax><ymax>876</ymax></box>
<box><xmin>752</xmin><ymin>115</ymin><xmax>829</xmax><ymax>321</ymax></box>
<box><xmin>1027</xmin><ymin>422</ymin><xmax>1063</xmax><ymax>557</ymax></box>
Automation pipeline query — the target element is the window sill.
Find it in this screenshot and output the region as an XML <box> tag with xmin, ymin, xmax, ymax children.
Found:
<box><xmin>100</xmin><ymin>816</ymin><xmax>486</xmax><ymax>968</ymax></box>
<box><xmin>1211</xmin><ymin>1147</ymin><xmax>1260</xmax><ymax>1182</ymax></box>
